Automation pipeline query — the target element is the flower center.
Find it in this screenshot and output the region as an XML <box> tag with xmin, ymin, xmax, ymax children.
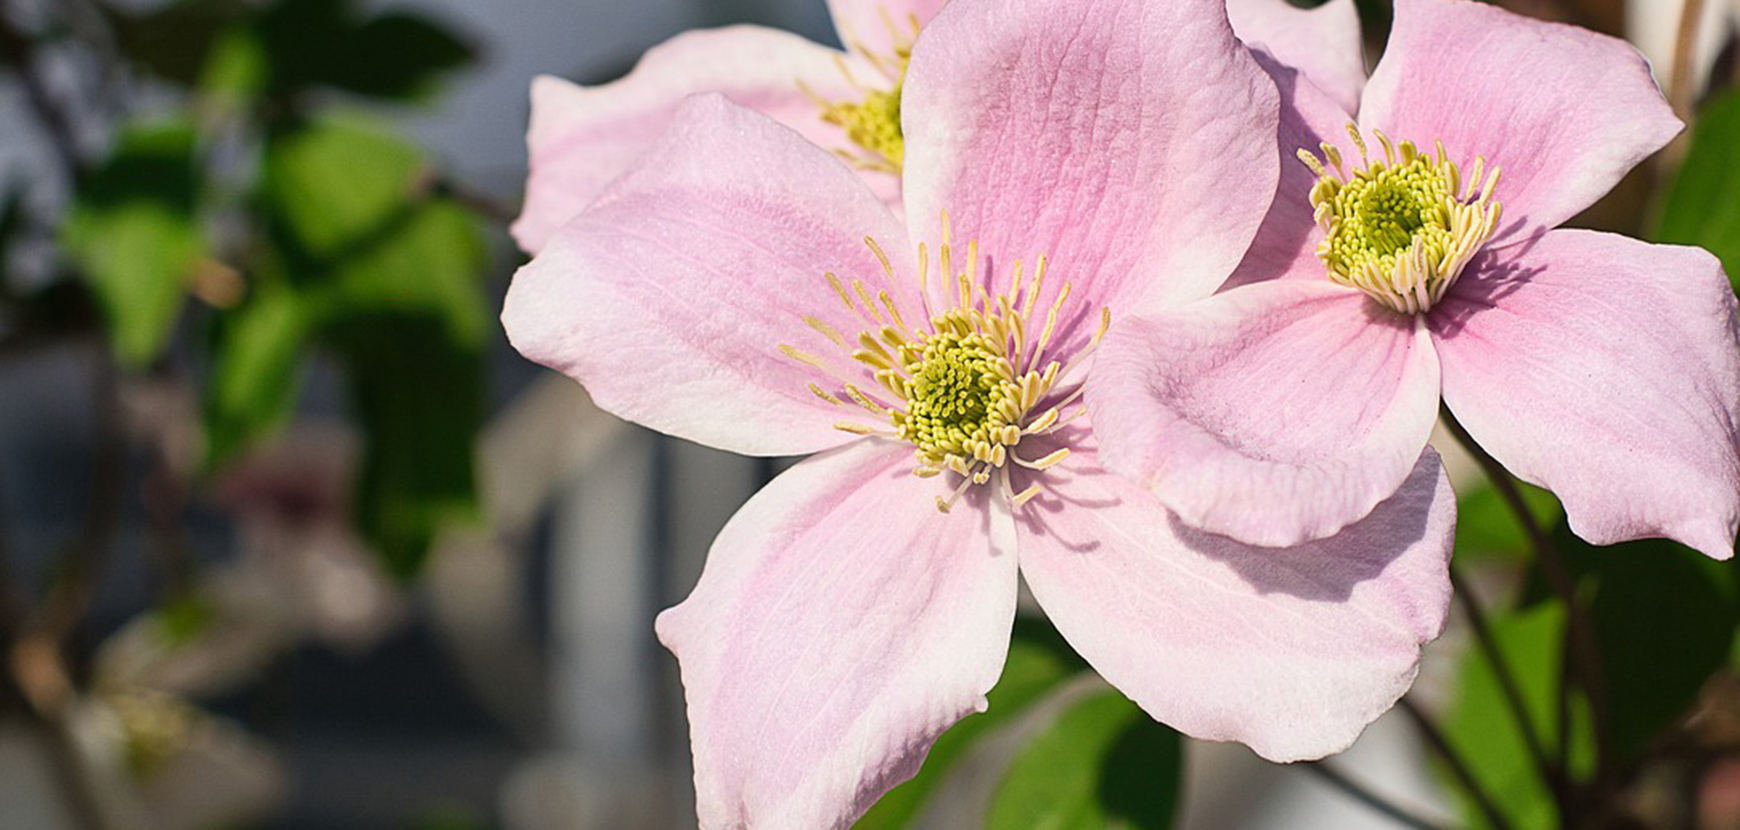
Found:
<box><xmin>781</xmin><ymin>214</ymin><xmax>1109</xmax><ymax>512</ymax></box>
<box><xmin>801</xmin><ymin>11</ymin><xmax>917</xmax><ymax>174</ymax></box>
<box><xmin>819</xmin><ymin>76</ymin><xmax>905</xmax><ymax>171</ymax></box>
<box><xmin>1299</xmin><ymin>125</ymin><xmax>1503</xmax><ymax>314</ymax></box>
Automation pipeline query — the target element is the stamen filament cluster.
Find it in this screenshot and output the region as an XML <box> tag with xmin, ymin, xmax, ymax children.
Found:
<box><xmin>783</xmin><ymin>214</ymin><xmax>1110</xmax><ymax>512</ymax></box>
<box><xmin>797</xmin><ymin>10</ymin><xmax>920</xmax><ymax>173</ymax></box>
<box><xmin>1299</xmin><ymin>125</ymin><xmax>1503</xmax><ymax>314</ymax></box>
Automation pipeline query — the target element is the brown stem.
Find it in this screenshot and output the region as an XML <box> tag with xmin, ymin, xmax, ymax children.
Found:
<box><xmin>1671</xmin><ymin>0</ymin><xmax>1711</xmax><ymax>116</ymax></box>
<box><xmin>1302</xmin><ymin>760</ymin><xmax>1452</xmax><ymax>830</ymax></box>
<box><xmin>1400</xmin><ymin>697</ymin><xmax>1516</xmax><ymax>830</ymax></box>
<box><xmin>1440</xmin><ymin>408</ymin><xmax>1616</xmax><ymax>808</ymax></box>
<box><xmin>0</xmin><ymin>6</ymin><xmax>86</xmax><ymax>174</ymax></box>
<box><xmin>1450</xmin><ymin>565</ymin><xmax>1560</xmax><ymax>809</ymax></box>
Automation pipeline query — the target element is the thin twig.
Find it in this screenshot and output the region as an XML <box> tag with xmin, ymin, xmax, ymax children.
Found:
<box><xmin>1399</xmin><ymin>697</ymin><xmax>1516</xmax><ymax>830</ymax></box>
<box><xmin>1671</xmin><ymin>0</ymin><xmax>1710</xmax><ymax>117</ymax></box>
<box><xmin>1449</xmin><ymin>564</ymin><xmax>1559</xmax><ymax>806</ymax></box>
<box><xmin>0</xmin><ymin>6</ymin><xmax>86</xmax><ymax>174</ymax></box>
<box><xmin>1440</xmin><ymin>408</ymin><xmax>1615</xmax><ymax>804</ymax></box>
<box><xmin>1302</xmin><ymin>760</ymin><xmax>1451</xmax><ymax>830</ymax></box>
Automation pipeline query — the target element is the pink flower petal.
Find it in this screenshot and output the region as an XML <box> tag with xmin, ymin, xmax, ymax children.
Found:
<box><xmin>512</xmin><ymin>26</ymin><xmax>888</xmax><ymax>254</ymax></box>
<box><xmin>1221</xmin><ymin>49</ymin><xmax>1359</xmax><ymax>291</ymax></box>
<box><xmin>1016</xmin><ymin>433</ymin><xmax>1453</xmax><ymax>762</ymax></box>
<box><xmin>659</xmin><ymin>439</ymin><xmax>1019</xmax><ymax>829</ymax></box>
<box><xmin>1087</xmin><ymin>281</ymin><xmax>1443</xmax><ymax>547</ymax></box>
<box><xmin>825</xmin><ymin>0</ymin><xmax>947</xmax><ymax>58</ymax></box>
<box><xmin>1360</xmin><ymin>0</ymin><xmax>1681</xmax><ymax>248</ymax></box>
<box><xmin>1227</xmin><ymin>0</ymin><xmax>1365</xmax><ymax>114</ymax></box>
<box><xmin>900</xmin><ymin>0</ymin><xmax>1279</xmax><ymax>335</ymax></box>
<box><xmin>503</xmin><ymin>94</ymin><xmax>919</xmax><ymax>457</ymax></box>
<box><xmin>1431</xmin><ymin>230</ymin><xmax>1740</xmax><ymax>560</ymax></box>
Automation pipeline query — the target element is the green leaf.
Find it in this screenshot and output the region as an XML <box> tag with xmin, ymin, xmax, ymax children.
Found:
<box><xmin>315</xmin><ymin>200</ymin><xmax>489</xmax><ymax>579</ymax></box>
<box><xmin>198</xmin><ymin>26</ymin><xmax>269</xmax><ymax>104</ymax></box>
<box><xmin>106</xmin><ymin>0</ymin><xmax>247</xmax><ymax>87</ymax></box>
<box><xmin>1442</xmin><ymin>602</ymin><xmax>1591</xmax><ymax>830</ymax></box>
<box><xmin>320</xmin><ymin>201</ymin><xmax>489</xmax><ymax>344</ymax></box>
<box><xmin>1454</xmin><ymin>480</ymin><xmax>1562</xmax><ymax>564</ymax></box>
<box><xmin>1655</xmin><ymin>89</ymin><xmax>1740</xmax><ymax>291</ymax></box>
<box><xmin>62</xmin><ymin>119</ymin><xmax>208</xmax><ymax>366</ymax></box>
<box><xmin>1581</xmin><ymin>538</ymin><xmax>1739</xmax><ymax>761</ymax></box>
<box><xmin>264</xmin><ymin>115</ymin><xmax>425</xmax><ymax>258</ymax></box>
<box><xmin>326</xmin><ymin>13</ymin><xmax>477</xmax><ymax>100</ymax></box>
<box><xmin>204</xmin><ymin>280</ymin><xmax>309</xmax><ymax>468</ymax></box>
<box><xmin>254</xmin><ymin>0</ymin><xmax>474</xmax><ymax>101</ymax></box>
<box><xmin>986</xmin><ymin>689</ymin><xmax>1181</xmax><ymax>830</ymax></box>
<box><xmin>332</xmin><ymin>314</ymin><xmax>482</xmax><ymax>579</ymax></box>
<box><xmin>856</xmin><ymin>616</ymin><xmax>1088</xmax><ymax>829</ymax></box>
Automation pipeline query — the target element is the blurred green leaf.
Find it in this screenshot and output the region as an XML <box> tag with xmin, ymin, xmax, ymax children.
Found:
<box><xmin>198</xmin><ymin>26</ymin><xmax>269</xmax><ymax>104</ymax></box>
<box><xmin>333</xmin><ymin>314</ymin><xmax>482</xmax><ymax>579</ymax></box>
<box><xmin>63</xmin><ymin>119</ymin><xmax>208</xmax><ymax>366</ymax></box>
<box><xmin>1579</xmin><ymin>537</ymin><xmax>1739</xmax><ymax>761</ymax></box>
<box><xmin>327</xmin><ymin>13</ymin><xmax>477</xmax><ymax>100</ymax></box>
<box><xmin>264</xmin><ymin>115</ymin><xmax>425</xmax><ymax>259</ymax></box>
<box><xmin>204</xmin><ymin>280</ymin><xmax>309</xmax><ymax>468</ymax></box>
<box><xmin>153</xmin><ymin>592</ymin><xmax>218</xmax><ymax>647</ymax></box>
<box><xmin>255</xmin><ymin>0</ymin><xmax>474</xmax><ymax>101</ymax></box>
<box><xmin>316</xmin><ymin>199</ymin><xmax>488</xmax><ymax>579</ymax></box>
<box><xmin>857</xmin><ymin>616</ymin><xmax>1088</xmax><ymax>829</ymax></box>
<box><xmin>106</xmin><ymin>0</ymin><xmax>248</xmax><ymax>87</ymax></box>
<box><xmin>1656</xmin><ymin>89</ymin><xmax>1740</xmax><ymax>291</ymax></box>
<box><xmin>1454</xmin><ymin>480</ymin><xmax>1562</xmax><ymax>564</ymax></box>
<box><xmin>1443</xmin><ymin>602</ymin><xmax>1591</xmax><ymax>830</ymax></box>
<box><xmin>986</xmin><ymin>689</ymin><xmax>1181</xmax><ymax>830</ymax></box>
<box><xmin>321</xmin><ymin>201</ymin><xmax>489</xmax><ymax>343</ymax></box>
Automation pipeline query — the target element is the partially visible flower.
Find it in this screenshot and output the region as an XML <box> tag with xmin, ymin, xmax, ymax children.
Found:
<box><xmin>504</xmin><ymin>0</ymin><xmax>1455</xmax><ymax>826</ymax></box>
<box><xmin>1225</xmin><ymin>0</ymin><xmax>1365</xmax><ymax>115</ymax></box>
<box><xmin>72</xmin><ymin>689</ymin><xmax>287</xmax><ymax>830</ymax></box>
<box><xmin>512</xmin><ymin>0</ymin><xmax>1365</xmax><ymax>257</ymax></box>
<box><xmin>1089</xmin><ymin>0</ymin><xmax>1740</xmax><ymax>558</ymax></box>
<box><xmin>512</xmin><ymin>0</ymin><xmax>946</xmax><ymax>254</ymax></box>
<box><xmin>99</xmin><ymin>428</ymin><xmax>405</xmax><ymax>698</ymax></box>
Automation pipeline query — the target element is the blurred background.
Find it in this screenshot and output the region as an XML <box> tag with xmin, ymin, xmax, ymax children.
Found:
<box><xmin>0</xmin><ymin>0</ymin><xmax>1736</xmax><ymax>828</ymax></box>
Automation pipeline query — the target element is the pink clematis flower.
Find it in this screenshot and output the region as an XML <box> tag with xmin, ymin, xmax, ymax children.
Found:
<box><xmin>510</xmin><ymin>0</ymin><xmax>1369</xmax><ymax>258</ymax></box>
<box><xmin>1090</xmin><ymin>0</ymin><xmax>1740</xmax><ymax>559</ymax></box>
<box><xmin>504</xmin><ymin>0</ymin><xmax>1455</xmax><ymax>825</ymax></box>
<box><xmin>511</xmin><ymin>0</ymin><xmax>946</xmax><ymax>254</ymax></box>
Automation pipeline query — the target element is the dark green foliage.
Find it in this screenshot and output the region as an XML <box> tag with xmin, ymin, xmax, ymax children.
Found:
<box><xmin>62</xmin><ymin>119</ymin><xmax>208</xmax><ymax>366</ymax></box>
<box><xmin>1656</xmin><ymin>89</ymin><xmax>1740</xmax><ymax>292</ymax></box>
<box><xmin>987</xmin><ymin>690</ymin><xmax>1182</xmax><ymax>830</ymax></box>
<box><xmin>856</xmin><ymin>616</ymin><xmax>1090</xmax><ymax>829</ymax></box>
<box><xmin>255</xmin><ymin>0</ymin><xmax>476</xmax><ymax>101</ymax></box>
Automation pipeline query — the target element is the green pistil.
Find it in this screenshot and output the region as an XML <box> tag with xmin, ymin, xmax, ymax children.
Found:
<box><xmin>1300</xmin><ymin>127</ymin><xmax>1503</xmax><ymax>315</ymax></box>
<box><xmin>1322</xmin><ymin>154</ymin><xmax>1454</xmax><ymax>280</ymax></box>
<box><xmin>901</xmin><ymin>331</ymin><xmax>1012</xmax><ymax>460</ymax></box>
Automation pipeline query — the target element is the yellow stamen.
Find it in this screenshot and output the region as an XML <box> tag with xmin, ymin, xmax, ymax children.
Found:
<box><xmin>1301</xmin><ymin>124</ymin><xmax>1503</xmax><ymax>314</ymax></box>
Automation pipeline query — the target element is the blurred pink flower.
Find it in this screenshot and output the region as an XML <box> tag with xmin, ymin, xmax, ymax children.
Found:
<box><xmin>511</xmin><ymin>0</ymin><xmax>947</xmax><ymax>254</ymax></box>
<box><xmin>504</xmin><ymin>0</ymin><xmax>1456</xmax><ymax>825</ymax></box>
<box><xmin>1090</xmin><ymin>0</ymin><xmax>1740</xmax><ymax>558</ymax></box>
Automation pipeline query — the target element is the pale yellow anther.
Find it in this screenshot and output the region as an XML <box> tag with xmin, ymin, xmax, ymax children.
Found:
<box><xmin>1301</xmin><ymin>124</ymin><xmax>1503</xmax><ymax>315</ymax></box>
<box><xmin>810</xmin><ymin>384</ymin><xmax>843</xmax><ymax>406</ymax></box>
<box><xmin>805</xmin><ymin>316</ymin><xmax>847</xmax><ymax>346</ymax></box>
<box><xmin>787</xmin><ymin>217</ymin><xmax>1109</xmax><ymax>512</ymax></box>
<box><xmin>1014</xmin><ymin>447</ymin><xmax>1070</xmax><ymax>471</ymax></box>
